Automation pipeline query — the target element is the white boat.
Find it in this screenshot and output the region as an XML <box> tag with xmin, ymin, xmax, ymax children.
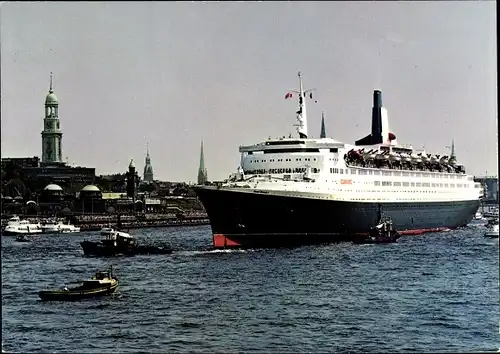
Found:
<box><xmin>474</xmin><ymin>211</ymin><xmax>484</xmax><ymax>220</ymax></box>
<box><xmin>3</xmin><ymin>216</ymin><xmax>42</xmax><ymax>236</ymax></box>
<box><xmin>42</xmin><ymin>220</ymin><xmax>80</xmax><ymax>234</ymax></box>
<box><xmin>59</xmin><ymin>223</ymin><xmax>80</xmax><ymax>233</ymax></box>
<box><xmin>100</xmin><ymin>227</ymin><xmax>115</xmax><ymax>237</ymax></box>
<box><xmin>100</xmin><ymin>227</ymin><xmax>130</xmax><ymax>239</ymax></box>
<box><xmin>484</xmin><ymin>219</ymin><xmax>499</xmax><ymax>238</ymax></box>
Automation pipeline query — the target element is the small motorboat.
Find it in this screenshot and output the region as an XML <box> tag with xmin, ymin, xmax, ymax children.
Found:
<box><xmin>352</xmin><ymin>216</ymin><xmax>401</xmax><ymax>244</ymax></box>
<box><xmin>81</xmin><ymin>230</ymin><xmax>173</xmax><ymax>257</ymax></box>
<box><xmin>83</xmin><ymin>213</ymin><xmax>173</xmax><ymax>257</ymax></box>
<box><xmin>38</xmin><ymin>267</ymin><xmax>119</xmax><ymax>301</ymax></box>
<box><xmin>484</xmin><ymin>219</ymin><xmax>499</xmax><ymax>238</ymax></box>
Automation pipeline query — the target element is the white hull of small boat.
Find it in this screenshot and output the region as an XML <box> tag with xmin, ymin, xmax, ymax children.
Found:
<box><xmin>3</xmin><ymin>216</ymin><xmax>42</xmax><ymax>236</ymax></box>
<box><xmin>59</xmin><ymin>225</ymin><xmax>81</xmax><ymax>233</ymax></box>
<box><xmin>42</xmin><ymin>223</ymin><xmax>81</xmax><ymax>234</ymax></box>
<box><xmin>3</xmin><ymin>226</ymin><xmax>43</xmax><ymax>236</ymax></box>
<box><xmin>484</xmin><ymin>225</ymin><xmax>499</xmax><ymax>238</ymax></box>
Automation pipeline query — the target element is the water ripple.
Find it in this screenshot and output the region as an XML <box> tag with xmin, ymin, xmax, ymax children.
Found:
<box><xmin>2</xmin><ymin>224</ymin><xmax>499</xmax><ymax>352</ymax></box>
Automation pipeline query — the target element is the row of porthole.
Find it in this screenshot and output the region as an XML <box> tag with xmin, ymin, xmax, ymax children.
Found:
<box><xmin>250</xmin><ymin>157</ymin><xmax>318</xmax><ymax>163</ymax></box>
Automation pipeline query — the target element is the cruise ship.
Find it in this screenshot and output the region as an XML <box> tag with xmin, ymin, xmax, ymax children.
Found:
<box><xmin>194</xmin><ymin>72</ymin><xmax>482</xmax><ymax>249</ymax></box>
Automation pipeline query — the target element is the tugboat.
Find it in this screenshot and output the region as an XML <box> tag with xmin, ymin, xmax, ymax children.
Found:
<box><xmin>38</xmin><ymin>267</ymin><xmax>119</xmax><ymax>301</ymax></box>
<box><xmin>80</xmin><ymin>214</ymin><xmax>173</xmax><ymax>257</ymax></box>
<box><xmin>352</xmin><ymin>206</ymin><xmax>401</xmax><ymax>244</ymax></box>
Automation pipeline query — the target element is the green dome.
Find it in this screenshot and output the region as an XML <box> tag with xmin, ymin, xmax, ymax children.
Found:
<box><xmin>45</xmin><ymin>91</ymin><xmax>59</xmax><ymax>104</ymax></box>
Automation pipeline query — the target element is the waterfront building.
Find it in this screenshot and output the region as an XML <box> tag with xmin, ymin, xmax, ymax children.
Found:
<box><xmin>197</xmin><ymin>140</ymin><xmax>208</xmax><ymax>185</ymax></box>
<box><xmin>474</xmin><ymin>176</ymin><xmax>499</xmax><ymax>204</ymax></box>
<box><xmin>78</xmin><ymin>184</ymin><xmax>105</xmax><ymax>214</ymax></box>
<box><xmin>1</xmin><ymin>73</ymin><xmax>95</xmax><ymax>204</ymax></box>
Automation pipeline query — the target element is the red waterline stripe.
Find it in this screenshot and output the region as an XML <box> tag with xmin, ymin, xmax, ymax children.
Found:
<box><xmin>399</xmin><ymin>227</ymin><xmax>451</xmax><ymax>235</ymax></box>
<box><xmin>213</xmin><ymin>234</ymin><xmax>241</xmax><ymax>248</ymax></box>
<box><xmin>212</xmin><ymin>227</ymin><xmax>452</xmax><ymax>247</ymax></box>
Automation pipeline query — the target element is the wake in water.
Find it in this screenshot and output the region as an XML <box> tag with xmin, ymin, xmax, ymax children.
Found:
<box><xmin>175</xmin><ymin>248</ymin><xmax>257</xmax><ymax>257</ymax></box>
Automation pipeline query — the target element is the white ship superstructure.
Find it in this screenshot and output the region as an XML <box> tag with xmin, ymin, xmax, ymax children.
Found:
<box><xmin>225</xmin><ymin>73</ymin><xmax>482</xmax><ymax>203</ymax></box>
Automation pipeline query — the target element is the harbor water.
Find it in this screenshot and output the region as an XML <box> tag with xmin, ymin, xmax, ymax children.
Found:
<box><xmin>2</xmin><ymin>223</ymin><xmax>499</xmax><ymax>353</ymax></box>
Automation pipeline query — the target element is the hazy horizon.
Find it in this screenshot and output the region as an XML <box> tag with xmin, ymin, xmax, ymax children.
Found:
<box><xmin>1</xmin><ymin>1</ymin><xmax>497</xmax><ymax>182</ymax></box>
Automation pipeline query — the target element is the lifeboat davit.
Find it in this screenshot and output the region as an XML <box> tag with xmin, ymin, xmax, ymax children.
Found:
<box><xmin>389</xmin><ymin>153</ymin><xmax>401</xmax><ymax>162</ymax></box>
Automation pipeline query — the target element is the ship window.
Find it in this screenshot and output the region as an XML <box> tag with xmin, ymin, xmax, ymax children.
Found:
<box><xmin>394</xmin><ymin>182</ymin><xmax>401</xmax><ymax>186</ymax></box>
<box><xmin>445</xmin><ymin>183</ymin><xmax>449</xmax><ymax>188</ymax></box>
<box><xmin>382</xmin><ymin>181</ymin><xmax>392</xmax><ymax>186</ymax></box>
<box><xmin>422</xmin><ymin>182</ymin><xmax>430</xmax><ymax>187</ymax></box>
<box><xmin>451</xmin><ymin>184</ymin><xmax>455</xmax><ymax>188</ymax></box>
<box><xmin>374</xmin><ymin>181</ymin><xmax>380</xmax><ymax>186</ymax></box>
<box><xmin>265</xmin><ymin>140</ymin><xmax>305</xmax><ymax>146</ymax></box>
<box><xmin>340</xmin><ymin>169</ymin><xmax>344</xmax><ymax>174</ymax></box>
<box><xmin>373</xmin><ymin>171</ymin><xmax>380</xmax><ymax>175</ymax></box>
<box><xmin>402</xmin><ymin>182</ymin><xmax>410</xmax><ymax>187</ymax></box>
<box><xmin>330</xmin><ymin>148</ymin><xmax>338</xmax><ymax>153</ymax></box>
<box><xmin>264</xmin><ymin>148</ymin><xmax>320</xmax><ymax>154</ymax></box>
<box><xmin>416</xmin><ymin>182</ymin><xmax>422</xmax><ymax>187</ymax></box>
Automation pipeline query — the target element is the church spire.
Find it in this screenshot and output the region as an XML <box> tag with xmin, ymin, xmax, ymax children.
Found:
<box><xmin>197</xmin><ymin>139</ymin><xmax>208</xmax><ymax>185</ymax></box>
<box><xmin>320</xmin><ymin>111</ymin><xmax>326</xmax><ymax>138</ymax></box>
<box><xmin>143</xmin><ymin>142</ymin><xmax>154</xmax><ymax>183</ymax></box>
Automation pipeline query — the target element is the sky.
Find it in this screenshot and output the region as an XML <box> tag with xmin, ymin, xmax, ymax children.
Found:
<box><xmin>0</xmin><ymin>1</ymin><xmax>497</xmax><ymax>182</ymax></box>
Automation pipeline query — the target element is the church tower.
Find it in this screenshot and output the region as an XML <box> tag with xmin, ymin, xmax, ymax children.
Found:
<box><xmin>197</xmin><ymin>140</ymin><xmax>208</xmax><ymax>185</ymax></box>
<box><xmin>143</xmin><ymin>143</ymin><xmax>154</xmax><ymax>183</ymax></box>
<box><xmin>320</xmin><ymin>111</ymin><xmax>326</xmax><ymax>138</ymax></box>
<box><xmin>41</xmin><ymin>73</ymin><xmax>63</xmax><ymax>164</ymax></box>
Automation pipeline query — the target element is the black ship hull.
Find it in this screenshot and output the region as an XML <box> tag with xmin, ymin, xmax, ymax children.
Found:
<box><xmin>194</xmin><ymin>186</ymin><xmax>479</xmax><ymax>249</ymax></box>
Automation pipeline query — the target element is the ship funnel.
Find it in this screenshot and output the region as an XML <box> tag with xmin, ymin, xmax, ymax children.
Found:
<box><xmin>355</xmin><ymin>90</ymin><xmax>391</xmax><ymax>146</ymax></box>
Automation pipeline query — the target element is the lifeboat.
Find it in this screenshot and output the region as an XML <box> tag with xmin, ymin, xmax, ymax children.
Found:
<box><xmin>439</xmin><ymin>156</ymin><xmax>449</xmax><ymax>164</ymax></box>
<box><xmin>421</xmin><ymin>154</ymin><xmax>431</xmax><ymax>163</ymax></box>
<box><xmin>389</xmin><ymin>153</ymin><xmax>401</xmax><ymax>162</ymax></box>
<box><xmin>410</xmin><ymin>153</ymin><xmax>421</xmax><ymax>164</ymax></box>
<box><xmin>400</xmin><ymin>153</ymin><xmax>412</xmax><ymax>163</ymax></box>
<box><xmin>430</xmin><ymin>155</ymin><xmax>440</xmax><ymax>164</ymax></box>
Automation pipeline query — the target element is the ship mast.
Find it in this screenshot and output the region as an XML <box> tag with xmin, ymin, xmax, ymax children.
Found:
<box><xmin>288</xmin><ymin>71</ymin><xmax>314</xmax><ymax>139</ymax></box>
